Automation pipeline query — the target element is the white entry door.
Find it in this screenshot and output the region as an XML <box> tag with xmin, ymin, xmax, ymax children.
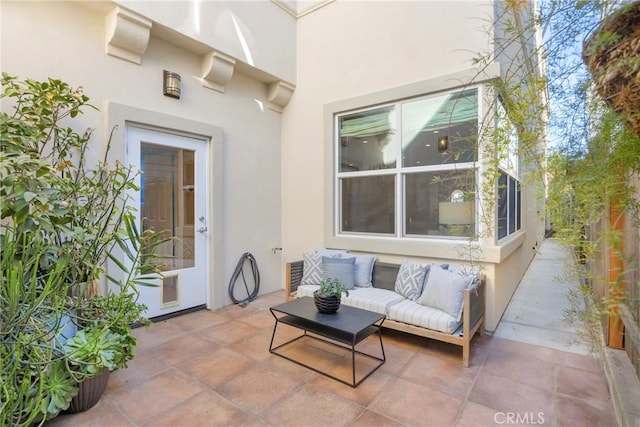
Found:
<box><xmin>127</xmin><ymin>126</ymin><xmax>209</xmax><ymax>318</ymax></box>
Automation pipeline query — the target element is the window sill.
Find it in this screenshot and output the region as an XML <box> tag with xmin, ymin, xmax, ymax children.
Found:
<box><xmin>325</xmin><ymin>231</ymin><xmax>526</xmax><ymax>264</ymax></box>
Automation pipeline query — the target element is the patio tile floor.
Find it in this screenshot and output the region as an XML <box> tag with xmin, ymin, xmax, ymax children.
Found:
<box><xmin>47</xmin><ymin>290</ymin><xmax>616</xmax><ymax>426</ymax></box>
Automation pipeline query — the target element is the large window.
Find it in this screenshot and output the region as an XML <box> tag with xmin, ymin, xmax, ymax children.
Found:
<box><xmin>336</xmin><ymin>88</ymin><xmax>479</xmax><ymax>239</ymax></box>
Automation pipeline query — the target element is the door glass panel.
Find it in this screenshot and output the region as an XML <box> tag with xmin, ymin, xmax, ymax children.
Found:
<box><xmin>141</xmin><ymin>143</ymin><xmax>195</xmax><ymax>270</ymax></box>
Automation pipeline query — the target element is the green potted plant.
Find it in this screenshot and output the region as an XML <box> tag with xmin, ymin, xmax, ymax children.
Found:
<box><xmin>0</xmin><ymin>74</ymin><xmax>168</xmax><ymax>424</ymax></box>
<box><xmin>63</xmin><ymin>214</ymin><xmax>167</xmax><ymax>413</ymax></box>
<box><xmin>0</xmin><ymin>230</ymin><xmax>79</xmax><ymax>425</ymax></box>
<box><xmin>314</xmin><ymin>278</ymin><xmax>350</xmax><ymax>314</ymax></box>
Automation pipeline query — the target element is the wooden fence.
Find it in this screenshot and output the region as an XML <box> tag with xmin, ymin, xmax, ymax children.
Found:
<box><xmin>588</xmin><ymin>180</ymin><xmax>640</xmax><ymax>381</ymax></box>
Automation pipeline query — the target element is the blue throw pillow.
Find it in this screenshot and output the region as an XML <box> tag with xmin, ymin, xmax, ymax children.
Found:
<box><xmin>352</xmin><ymin>255</ymin><xmax>376</xmax><ymax>287</ymax></box>
<box><xmin>322</xmin><ymin>256</ymin><xmax>356</xmax><ymax>289</ymax></box>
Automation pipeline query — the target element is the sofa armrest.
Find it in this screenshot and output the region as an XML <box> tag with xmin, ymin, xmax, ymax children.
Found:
<box><xmin>285</xmin><ymin>260</ymin><xmax>304</xmax><ymax>301</ymax></box>
<box><xmin>464</xmin><ymin>275</ymin><xmax>486</xmax><ymax>332</ymax></box>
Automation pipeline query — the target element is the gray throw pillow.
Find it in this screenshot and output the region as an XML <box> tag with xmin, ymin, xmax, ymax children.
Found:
<box><xmin>301</xmin><ymin>252</ymin><xmax>323</xmax><ymax>285</ymax></box>
<box><xmin>418</xmin><ymin>265</ymin><xmax>474</xmax><ymax>320</ymax></box>
<box><xmin>394</xmin><ymin>261</ymin><xmax>428</xmax><ymax>301</ymax></box>
<box><xmin>322</xmin><ymin>256</ymin><xmax>356</xmax><ymax>289</ymax></box>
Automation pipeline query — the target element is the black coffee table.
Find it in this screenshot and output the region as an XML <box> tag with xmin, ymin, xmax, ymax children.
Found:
<box><xmin>269</xmin><ymin>297</ymin><xmax>385</xmax><ymax>387</ymax></box>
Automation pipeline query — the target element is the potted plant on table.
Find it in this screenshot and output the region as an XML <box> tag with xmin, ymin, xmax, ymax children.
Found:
<box><xmin>314</xmin><ymin>278</ymin><xmax>350</xmax><ymax>314</ymax></box>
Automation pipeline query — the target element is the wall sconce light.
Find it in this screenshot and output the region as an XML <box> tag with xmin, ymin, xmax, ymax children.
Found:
<box><xmin>438</xmin><ymin>135</ymin><xmax>448</xmax><ymax>152</ymax></box>
<box><xmin>163</xmin><ymin>70</ymin><xmax>181</xmax><ymax>99</ymax></box>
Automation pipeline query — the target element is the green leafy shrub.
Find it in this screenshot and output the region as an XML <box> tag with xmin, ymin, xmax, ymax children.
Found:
<box><xmin>0</xmin><ymin>74</ymin><xmax>167</xmax><ymax>425</ymax></box>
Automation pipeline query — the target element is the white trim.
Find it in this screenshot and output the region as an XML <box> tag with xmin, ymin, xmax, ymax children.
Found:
<box><xmin>105</xmin><ymin>102</ymin><xmax>226</xmax><ymax>310</ymax></box>
<box><xmin>324</xmin><ymin>67</ymin><xmax>501</xmax><ymax>260</ymax></box>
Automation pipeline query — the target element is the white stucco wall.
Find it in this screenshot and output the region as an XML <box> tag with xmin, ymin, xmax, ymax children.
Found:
<box><xmin>281</xmin><ymin>0</ymin><xmax>545</xmax><ymax>331</ymax></box>
<box><xmin>116</xmin><ymin>0</ymin><xmax>296</xmax><ymax>83</ymax></box>
<box><xmin>281</xmin><ymin>0</ymin><xmax>495</xmax><ymax>260</ymax></box>
<box><xmin>1</xmin><ymin>0</ymin><xmax>294</xmax><ymax>308</ymax></box>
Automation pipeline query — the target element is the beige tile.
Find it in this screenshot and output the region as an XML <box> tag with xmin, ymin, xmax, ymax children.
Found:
<box><xmin>132</xmin><ymin>321</ymin><xmax>187</xmax><ymax>352</ymax></box>
<box><xmin>555</xmin><ymin>394</ymin><xmax>616</xmax><ymax>427</ymax></box>
<box><xmin>456</xmin><ymin>400</ymin><xmax>504</xmax><ymax>427</ymax></box>
<box><xmin>380</xmin><ymin>329</ymin><xmax>428</xmax><ymax>352</ymax></box>
<box><xmin>261</xmin><ymin>353</ymin><xmax>320</xmax><ymax>383</ymax></box>
<box><xmin>40</xmin><ymin>291</ymin><xmax>617</xmax><ymax>427</ymax></box>
<box><xmin>141</xmin><ymin>390</ymin><xmax>247</xmax><ymax>427</ymax></box>
<box><xmin>238</xmin><ymin>309</ymin><xmax>277</xmax><ymax>329</ymax></box>
<box><xmin>47</xmin><ymin>396</ymin><xmax>133</xmax><ymax>427</ymax></box>
<box><xmin>270</xmin><ymin>323</ymin><xmax>307</xmax><ymax>347</ymax></box>
<box><xmin>401</xmin><ymin>351</ymin><xmax>480</xmax><ymax>398</ymax></box>
<box><xmin>469</xmin><ymin>372</ymin><xmax>555</xmax><ymax>417</ymax></box>
<box><xmin>482</xmin><ymin>339</ymin><xmax>556</xmax><ymax>392</ymax></box>
<box><xmin>168</xmin><ymin>309</ymin><xmax>231</xmax><ymax>331</ymax></box>
<box><xmin>311</xmin><ymin>368</ymin><xmax>396</xmax><ymax>406</ymax></box>
<box><xmin>107</xmin><ymin>352</ymin><xmax>170</xmax><ymax>390</ymax></box>
<box><xmin>420</xmin><ymin>338</ymin><xmax>467</xmax><ymax>364</ymax></box>
<box><xmin>376</xmin><ymin>334</ymin><xmax>422</xmax><ymax>375</ymax></box>
<box><xmin>556</xmin><ymin>365</ymin><xmax>611</xmax><ymax>403</ymax></box>
<box><xmin>352</xmin><ymin>409</ymin><xmax>404</xmax><ymax>427</ymax></box>
<box><xmin>248</xmin><ymin>291</ymin><xmax>287</xmax><ymax>309</ymax></box>
<box><xmin>216</xmin><ymin>303</ymin><xmax>260</xmax><ymax>320</ymax></box>
<box><xmin>196</xmin><ymin>320</ymin><xmax>260</xmax><ymax>346</ymax></box>
<box><xmin>178</xmin><ymin>347</ymin><xmax>255</xmax><ymax>387</ymax></box>
<box><xmin>148</xmin><ymin>333</ymin><xmax>221</xmax><ymax>366</ymax></box>
<box><xmin>240</xmin><ymin>416</ymin><xmax>274</xmax><ymax>427</ymax></box>
<box><xmin>107</xmin><ymin>369</ymin><xmax>205</xmax><ymax>424</ymax></box>
<box><xmin>262</xmin><ymin>383</ymin><xmax>363</xmax><ymax>427</ymax></box>
<box><xmin>490</xmin><ymin>337</ymin><xmax>563</xmax><ymax>363</ymax></box>
<box><xmin>561</xmin><ymin>351</ymin><xmax>602</xmax><ymax>373</ymax></box>
<box><xmin>323</xmin><ymin>350</ymin><xmax>385</xmax><ymax>385</ymax></box>
<box><xmin>230</xmin><ymin>330</ymin><xmax>275</xmax><ymax>362</ymax></box>
<box><xmin>469</xmin><ymin>334</ymin><xmax>494</xmax><ymax>366</ymax></box>
<box><xmin>217</xmin><ymin>365</ymin><xmax>301</xmax><ymax>414</ymax></box>
<box><xmin>369</xmin><ymin>378</ymin><xmax>464</xmax><ymax>426</ymax></box>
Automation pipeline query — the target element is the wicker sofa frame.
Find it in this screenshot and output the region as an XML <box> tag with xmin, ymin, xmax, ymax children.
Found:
<box><xmin>285</xmin><ymin>260</ymin><xmax>486</xmax><ymax>367</ymax></box>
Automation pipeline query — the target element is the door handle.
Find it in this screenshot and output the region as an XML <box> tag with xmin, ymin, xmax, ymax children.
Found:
<box><xmin>197</xmin><ymin>226</ymin><xmax>208</xmax><ymax>234</ymax></box>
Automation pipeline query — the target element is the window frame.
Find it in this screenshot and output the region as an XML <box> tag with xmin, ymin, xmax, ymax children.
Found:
<box><xmin>333</xmin><ymin>86</ymin><xmax>482</xmax><ymax>241</ymax></box>
<box><xmin>322</xmin><ymin>67</ymin><xmax>512</xmax><ymax>260</ymax></box>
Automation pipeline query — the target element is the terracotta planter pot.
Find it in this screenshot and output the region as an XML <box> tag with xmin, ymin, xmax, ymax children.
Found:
<box><xmin>67</xmin><ymin>370</ymin><xmax>111</xmax><ymax>413</ymax></box>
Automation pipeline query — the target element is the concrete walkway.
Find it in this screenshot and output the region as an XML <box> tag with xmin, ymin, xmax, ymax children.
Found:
<box><xmin>494</xmin><ymin>238</ymin><xmax>591</xmax><ymax>355</ymax></box>
<box><xmin>495</xmin><ymin>237</ymin><xmax>640</xmax><ymax>426</ymax></box>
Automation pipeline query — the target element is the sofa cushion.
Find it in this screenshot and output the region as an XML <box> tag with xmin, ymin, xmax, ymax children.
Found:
<box><xmin>388</xmin><ymin>299</ymin><xmax>461</xmax><ymax>334</ymax></box>
<box><xmin>322</xmin><ymin>256</ymin><xmax>356</xmax><ymax>289</ymax></box>
<box><xmin>296</xmin><ymin>284</ymin><xmax>320</xmax><ymax>298</ymax></box>
<box><xmin>341</xmin><ymin>288</ymin><xmax>405</xmax><ymax>315</ymax></box>
<box><xmin>418</xmin><ymin>265</ymin><xmax>474</xmax><ymax>321</ymax></box>
<box><xmin>394</xmin><ymin>261</ymin><xmax>429</xmax><ymax>301</ymax></box>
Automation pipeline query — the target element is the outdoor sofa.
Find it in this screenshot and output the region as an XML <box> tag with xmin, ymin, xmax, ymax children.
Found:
<box><xmin>285</xmin><ymin>250</ymin><xmax>486</xmax><ymax>367</ymax></box>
